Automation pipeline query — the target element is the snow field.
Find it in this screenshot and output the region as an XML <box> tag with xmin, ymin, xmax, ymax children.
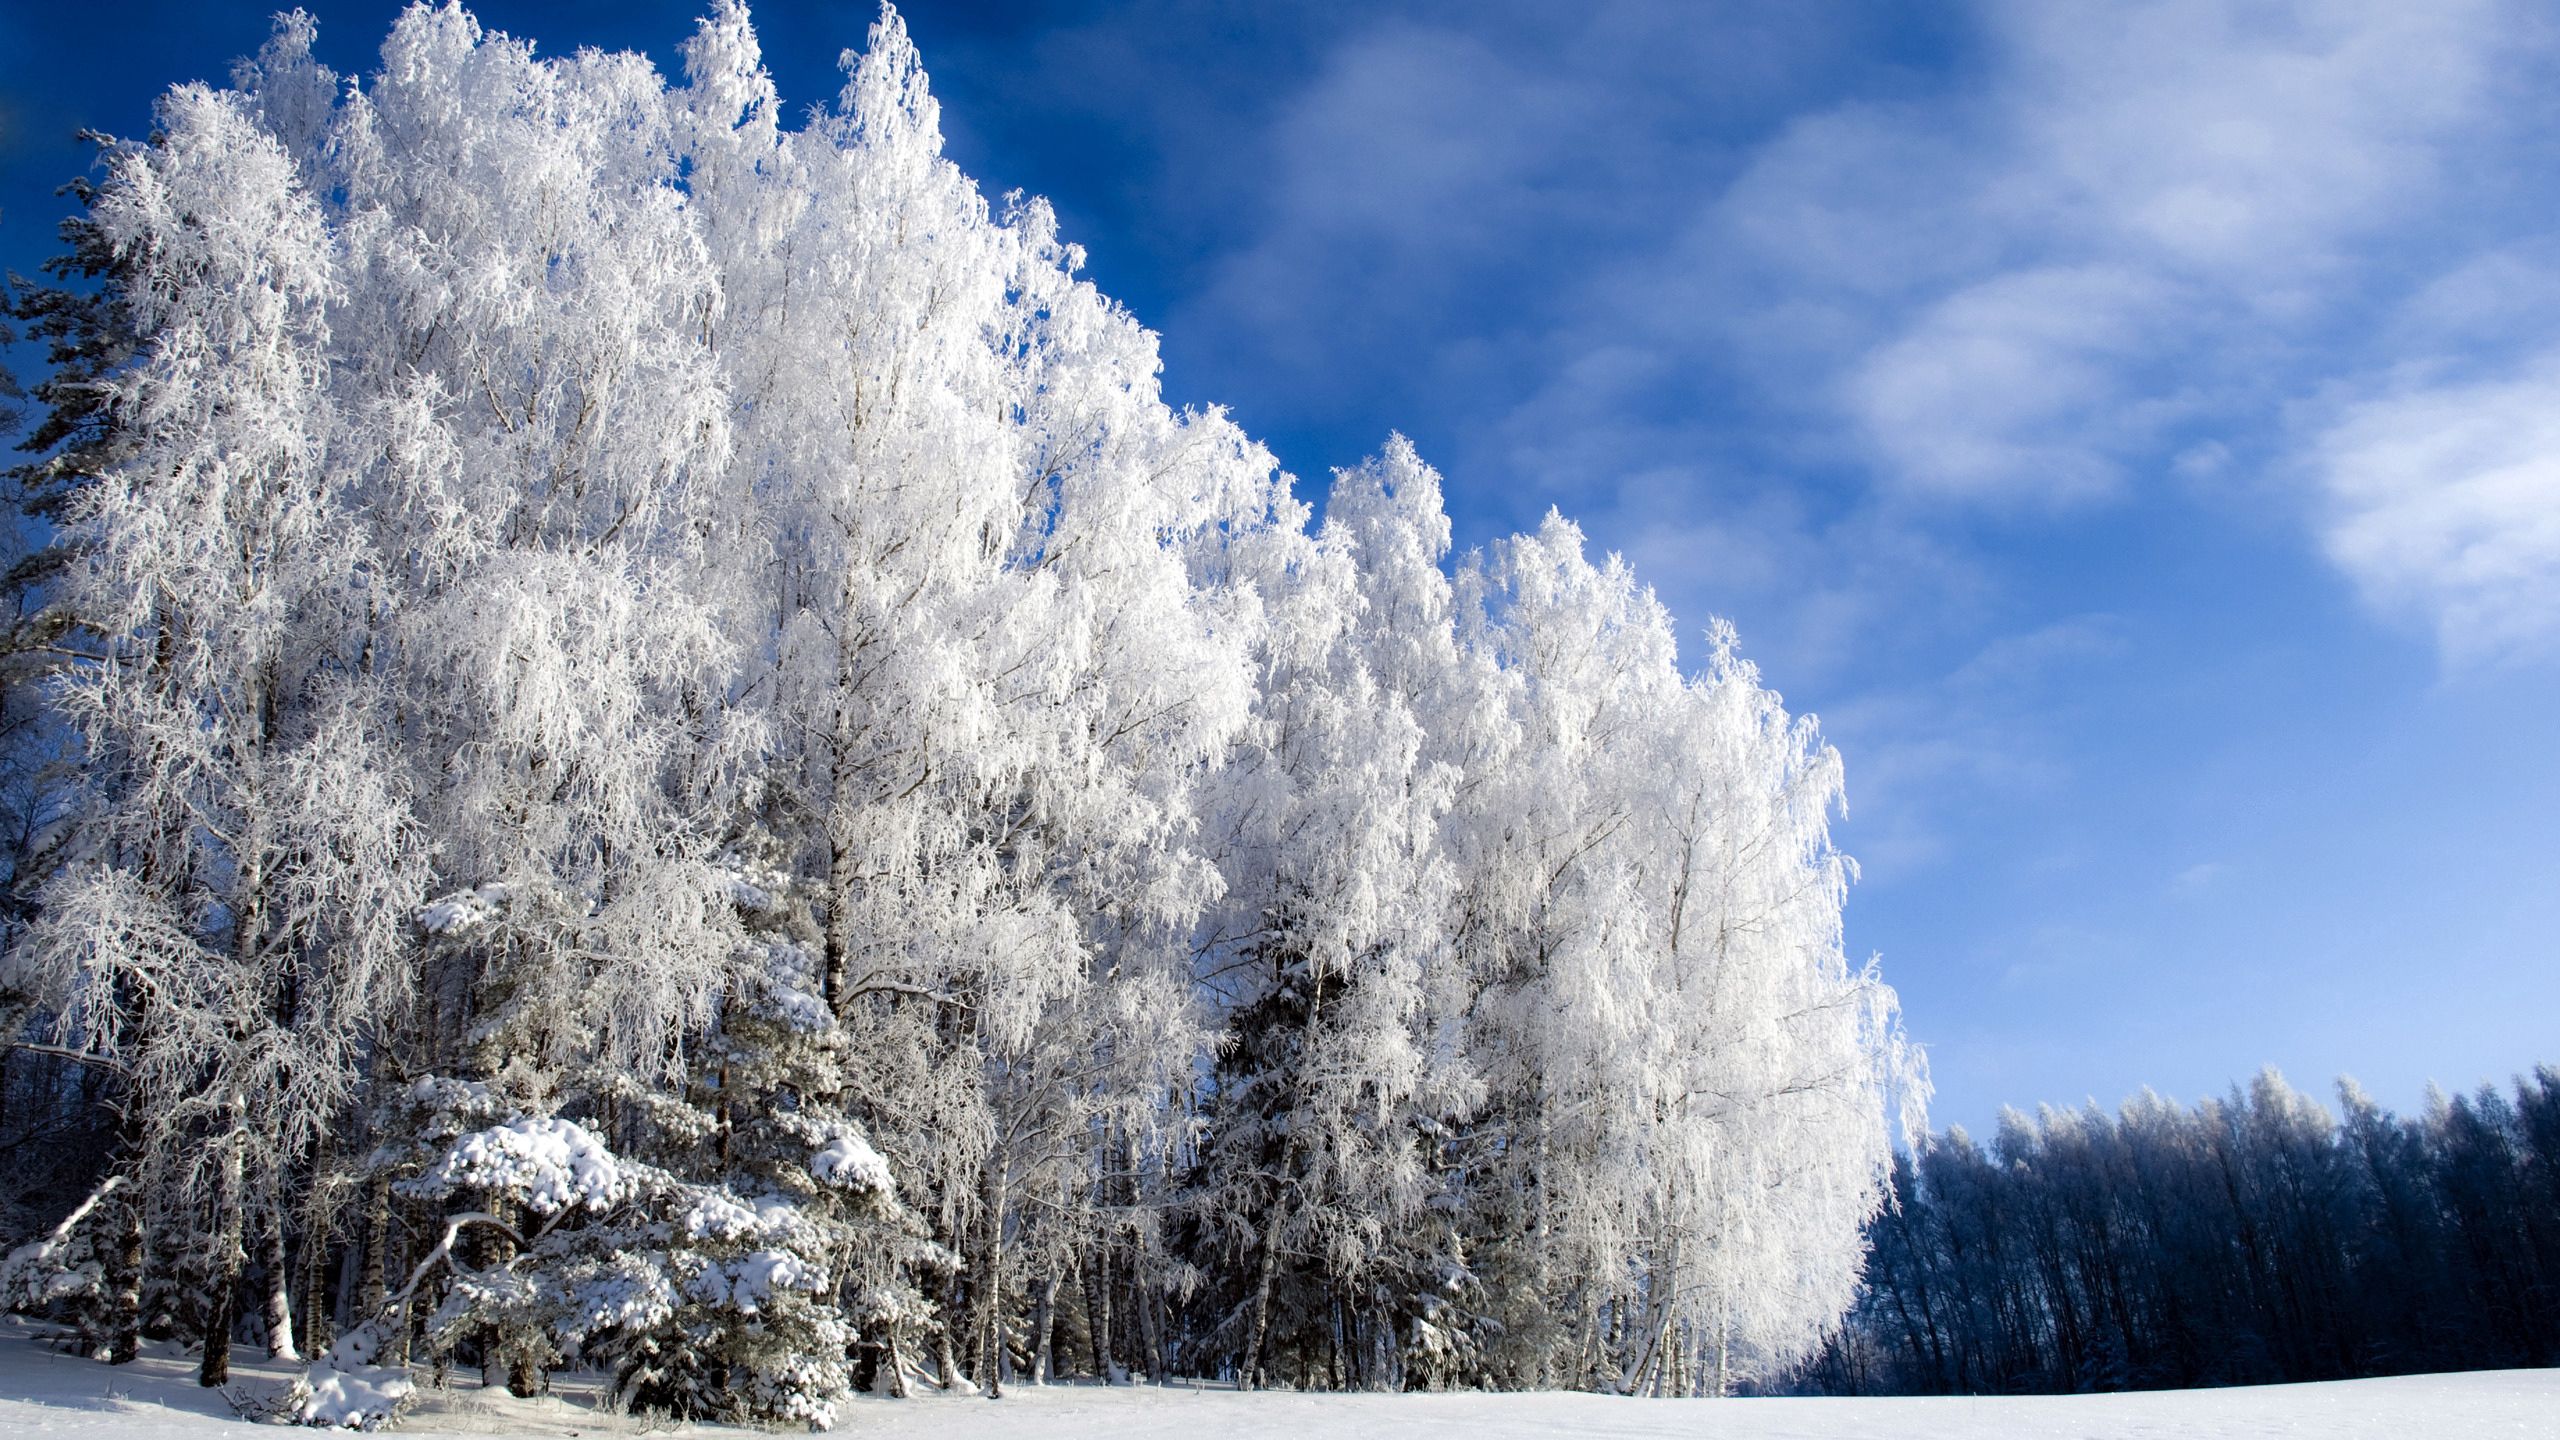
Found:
<box><xmin>1</xmin><ymin>1325</ymin><xmax>2553</xmax><ymax>1440</ymax></box>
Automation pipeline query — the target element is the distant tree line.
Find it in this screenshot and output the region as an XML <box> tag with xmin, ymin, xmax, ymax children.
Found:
<box><xmin>1797</xmin><ymin>1067</ymin><xmax>2560</xmax><ymax>1396</ymax></box>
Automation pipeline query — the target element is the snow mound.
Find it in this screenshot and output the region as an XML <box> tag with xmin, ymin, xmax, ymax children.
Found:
<box><xmin>293</xmin><ymin>1327</ymin><xmax>414</xmax><ymax>1430</ymax></box>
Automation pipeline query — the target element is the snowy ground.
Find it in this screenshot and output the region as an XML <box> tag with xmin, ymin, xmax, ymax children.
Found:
<box><xmin>3</xmin><ymin>1322</ymin><xmax>2554</xmax><ymax>1439</ymax></box>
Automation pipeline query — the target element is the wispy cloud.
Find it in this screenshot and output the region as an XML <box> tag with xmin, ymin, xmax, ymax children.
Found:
<box><xmin>2312</xmin><ymin>356</ymin><xmax>2560</xmax><ymax>662</ymax></box>
<box><xmin>1701</xmin><ymin>0</ymin><xmax>2532</xmax><ymax>509</ymax></box>
<box><xmin>1844</xmin><ymin>263</ymin><xmax>2191</xmax><ymax>504</ymax></box>
<box><xmin>2170</xmin><ymin>861</ymin><xmax>2230</xmax><ymax>898</ymax></box>
<box><xmin>1820</xmin><ymin>616</ymin><xmax>2128</xmax><ymax>880</ymax></box>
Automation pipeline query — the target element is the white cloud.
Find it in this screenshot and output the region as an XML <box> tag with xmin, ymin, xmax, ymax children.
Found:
<box><xmin>1609</xmin><ymin>0</ymin><xmax>2557</xmax><ymax>660</ymax></box>
<box><xmin>1845</xmin><ymin>265</ymin><xmax>2188</xmax><ymax>504</ymax></box>
<box><xmin>1710</xmin><ymin>0</ymin><xmax>2522</xmax><ymax>504</ymax></box>
<box><xmin>1993</xmin><ymin>0</ymin><xmax>2498</xmax><ymax>277</ymax></box>
<box><xmin>2170</xmin><ymin>861</ymin><xmax>2230</xmax><ymax>897</ymax></box>
<box><xmin>2314</xmin><ymin>357</ymin><xmax>2560</xmax><ymax>661</ymax></box>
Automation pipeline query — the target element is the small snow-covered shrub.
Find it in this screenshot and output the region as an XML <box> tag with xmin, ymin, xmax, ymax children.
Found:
<box><xmin>0</xmin><ymin>1230</ymin><xmax>106</xmax><ymax>1312</ymax></box>
<box><xmin>406</xmin><ymin>1110</ymin><xmax>889</xmax><ymax>1428</ymax></box>
<box><xmin>292</xmin><ymin>1321</ymin><xmax>416</xmax><ymax>1429</ymax></box>
<box><xmin>551</xmin><ymin>1182</ymin><xmax>857</xmax><ymax>1427</ymax></box>
<box><xmin>0</xmin><ymin>1175</ymin><xmax>130</xmax><ymax>1351</ymax></box>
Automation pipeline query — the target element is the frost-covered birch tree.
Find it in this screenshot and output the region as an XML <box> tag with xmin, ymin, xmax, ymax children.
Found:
<box><xmin>676</xmin><ymin>3</ymin><xmax>1279</xmax><ymax>1392</ymax></box>
<box><xmin>319</xmin><ymin>3</ymin><xmax>756</xmax><ymax>1095</ymax></box>
<box><xmin>15</xmin><ymin>79</ymin><xmax>427</xmax><ymax>1386</ymax></box>
<box><xmin>1188</xmin><ymin>441</ymin><xmax>1461</xmax><ymax>1389</ymax></box>
<box><xmin>1432</xmin><ymin>516</ymin><xmax>1915</xmax><ymax>1393</ymax></box>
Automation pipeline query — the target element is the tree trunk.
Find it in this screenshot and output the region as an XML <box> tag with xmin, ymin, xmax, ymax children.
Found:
<box><xmin>1589</xmin><ymin>1294</ymin><xmax>1612</xmax><ymax>1391</ymax></box>
<box><xmin>1240</xmin><ymin>1208</ymin><xmax>1285</xmax><ymax>1391</ymax></box>
<box><xmin>297</xmin><ymin>1221</ymin><xmax>333</xmax><ymax>1360</ymax></box>
<box><xmin>333</xmin><ymin>1243</ymin><xmax>359</xmax><ymax>1352</ymax></box>
<box><xmin>1140</xmin><ymin>1262</ymin><xmax>1168</xmax><ymax>1385</ymax></box>
<box><xmin>107</xmin><ymin>1184</ymin><xmax>145</xmax><ymax>1365</ymax></box>
<box><xmin>200</xmin><ymin>1266</ymin><xmax>239</xmax><ymax>1388</ymax></box>
<box><xmin>823</xmin><ymin>836</ymin><xmax>855</xmax><ymax>1008</ymax></box>
<box><xmin>199</xmin><ymin>1162</ymin><xmax>245</xmax><ymax>1387</ymax></box>
<box><xmin>208</xmin><ymin>758</ymin><xmax>269</xmax><ymax>1390</ymax></box>
<box><xmin>1328</xmin><ymin>1297</ymin><xmax>1345</xmax><ymax>1389</ymax></box>
<box><xmin>139</xmin><ymin>1166</ymin><xmax>179</xmax><ymax>1346</ymax></box>
<box><xmin>934</xmin><ymin>1269</ymin><xmax>962</xmax><ymax>1390</ymax></box>
<box><xmin>1084</xmin><ymin>1247</ymin><xmax>1114</xmax><ymax>1381</ymax></box>
<box><xmin>976</xmin><ymin>1159</ymin><xmax>1007</xmax><ymax>1398</ymax></box>
<box><xmin>819</xmin><ymin>634</ymin><xmax>867</xmax><ymax>1013</ymax></box>
<box><xmin>1621</xmin><ymin>1319</ymin><xmax>1651</xmax><ymax>1397</ymax></box>
<box><xmin>264</xmin><ymin>1207</ymin><xmax>299</xmax><ymax>1361</ymax></box>
<box><xmin>878</xmin><ymin>1319</ymin><xmax>913</xmax><ymax>1398</ymax></box>
<box><xmin>358</xmin><ymin>1176</ymin><xmax>390</xmax><ymax>1319</ymax></box>
<box><xmin>484</xmin><ymin>1197</ymin><xmax>539</xmax><ymax>1398</ymax></box>
<box><xmin>1712</xmin><ymin>1303</ymin><xmax>1731</xmax><ymax>1398</ymax></box>
<box><xmin>1031</xmin><ymin>1265</ymin><xmax>1060</xmax><ymax>1384</ymax></box>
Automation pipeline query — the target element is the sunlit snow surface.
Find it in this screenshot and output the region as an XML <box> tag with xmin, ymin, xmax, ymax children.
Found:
<box><xmin>1</xmin><ymin>1323</ymin><xmax>2553</xmax><ymax>1439</ymax></box>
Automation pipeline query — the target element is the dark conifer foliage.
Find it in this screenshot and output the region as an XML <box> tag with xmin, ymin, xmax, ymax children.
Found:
<box><xmin>1800</xmin><ymin>1067</ymin><xmax>2560</xmax><ymax>1396</ymax></box>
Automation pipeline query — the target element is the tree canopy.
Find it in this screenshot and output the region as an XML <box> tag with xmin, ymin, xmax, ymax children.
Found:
<box><xmin>0</xmin><ymin>5</ymin><xmax>1917</xmax><ymax>1425</ymax></box>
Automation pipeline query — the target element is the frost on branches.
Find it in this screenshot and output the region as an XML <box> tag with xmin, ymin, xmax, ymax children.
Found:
<box><xmin>0</xmin><ymin>0</ymin><xmax>1918</xmax><ymax>1423</ymax></box>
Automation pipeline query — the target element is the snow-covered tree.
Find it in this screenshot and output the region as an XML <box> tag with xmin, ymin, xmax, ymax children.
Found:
<box><xmin>323</xmin><ymin>1</ymin><xmax>757</xmax><ymax>1099</ymax></box>
<box><xmin>13</xmin><ymin>78</ymin><xmax>428</xmax><ymax>1385</ymax></box>
<box><xmin>675</xmin><ymin>4</ymin><xmax>1284</xmax><ymax>1393</ymax></box>
<box><xmin>1429</xmin><ymin>515</ymin><xmax>1914</xmax><ymax>1393</ymax></box>
<box><xmin>1186</xmin><ymin>442</ymin><xmax>1457</xmax><ymax>1390</ymax></box>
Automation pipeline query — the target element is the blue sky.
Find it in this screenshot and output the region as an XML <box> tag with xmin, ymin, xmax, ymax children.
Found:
<box><xmin>6</xmin><ymin>1</ymin><xmax>2556</xmax><ymax>1137</ymax></box>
